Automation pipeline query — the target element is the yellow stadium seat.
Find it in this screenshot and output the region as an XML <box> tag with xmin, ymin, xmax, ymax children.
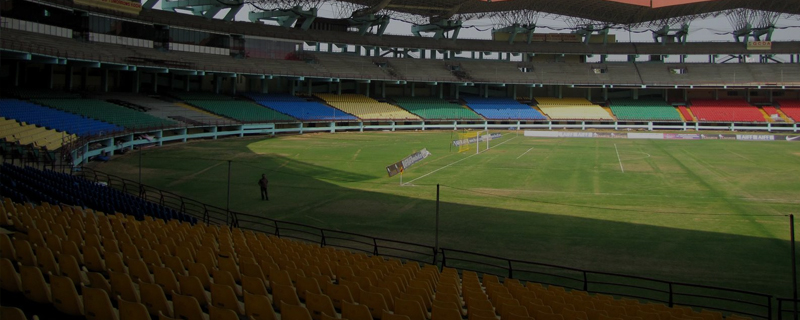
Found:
<box><xmin>394</xmin><ymin>296</ymin><xmax>427</xmax><ymax>320</ymax></box>
<box><xmin>51</xmin><ymin>274</ymin><xmax>85</xmax><ymax>316</ymax></box>
<box><xmin>211</xmin><ymin>283</ymin><xmax>245</xmax><ymax>315</ymax></box>
<box><xmin>21</xmin><ymin>265</ymin><xmax>51</xmax><ymax>304</ymax></box>
<box><xmin>119</xmin><ymin>297</ymin><xmax>152</xmax><ymax>320</ymax></box>
<box><xmin>342</xmin><ymin>300</ymin><xmax>373</xmax><ymax>320</ymax></box>
<box><xmin>83</xmin><ymin>285</ymin><xmax>120</xmax><ymax>320</ymax></box>
<box><xmin>173</xmin><ymin>292</ymin><xmax>210</xmax><ymax>320</ymax></box>
<box><xmin>140</xmin><ymin>281</ymin><xmax>174</xmax><ymax>318</ymax></box>
<box><xmin>244</xmin><ymin>291</ymin><xmax>278</xmax><ymax>320</ymax></box>
<box><xmin>282</xmin><ymin>302</ymin><xmax>314</xmax><ymax>320</ymax></box>
<box><xmin>178</xmin><ymin>275</ymin><xmax>212</xmax><ymax>307</ymax></box>
<box><xmin>0</xmin><ymin>257</ymin><xmax>22</xmax><ymax>292</ymax></box>
<box><xmin>306</xmin><ymin>291</ymin><xmax>338</xmax><ymax>320</ymax></box>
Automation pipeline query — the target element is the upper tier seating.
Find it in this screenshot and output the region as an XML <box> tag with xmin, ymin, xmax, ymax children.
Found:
<box><xmin>391</xmin><ymin>97</ymin><xmax>483</xmax><ymax>120</ymax></box>
<box><xmin>0</xmin><ymin>117</ymin><xmax>76</xmax><ymax>151</ymax></box>
<box><xmin>185</xmin><ymin>100</ymin><xmax>296</xmax><ymax>122</ymax></box>
<box><xmin>33</xmin><ymin>99</ymin><xmax>178</xmax><ymax>129</ymax></box>
<box><xmin>778</xmin><ymin>100</ymin><xmax>800</xmax><ymax>122</ymax></box>
<box><xmin>609</xmin><ymin>99</ymin><xmax>682</xmax><ymax>121</ymax></box>
<box><xmin>243</xmin><ymin>93</ymin><xmax>359</xmax><ymax>121</ymax></box>
<box><xmin>1</xmin><ymin>163</ymin><xmax>194</xmax><ymax>223</ymax></box>
<box><xmin>461</xmin><ymin>96</ymin><xmax>547</xmax><ymax>120</ymax></box>
<box><xmin>0</xmin><ymin>99</ymin><xmax>123</xmax><ymax>136</ymax></box>
<box><xmin>689</xmin><ymin>99</ymin><xmax>765</xmax><ymax>122</ymax></box>
<box><xmin>535</xmin><ymin>97</ymin><xmax>615</xmax><ymax>121</ymax></box>
<box><xmin>315</xmin><ymin>94</ymin><xmax>421</xmax><ymax>121</ymax></box>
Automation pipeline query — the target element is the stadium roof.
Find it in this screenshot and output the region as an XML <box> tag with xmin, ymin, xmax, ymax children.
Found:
<box><xmin>340</xmin><ymin>0</ymin><xmax>800</xmax><ymax>25</ymax></box>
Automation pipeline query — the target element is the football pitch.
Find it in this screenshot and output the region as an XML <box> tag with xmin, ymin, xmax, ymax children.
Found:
<box><xmin>89</xmin><ymin>131</ymin><xmax>800</xmax><ymax>298</ymax></box>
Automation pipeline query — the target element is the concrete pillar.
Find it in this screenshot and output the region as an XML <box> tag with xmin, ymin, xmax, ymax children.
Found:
<box><xmin>132</xmin><ymin>70</ymin><xmax>140</xmax><ymax>93</ymax></box>
<box><xmin>411</xmin><ymin>83</ymin><xmax>415</xmax><ymax>97</ymax></box>
<box><xmin>512</xmin><ymin>85</ymin><xmax>517</xmax><ymax>99</ymax></box>
<box><xmin>81</xmin><ymin>67</ymin><xmax>88</xmax><ymax>90</ymax></box>
<box><xmin>557</xmin><ymin>86</ymin><xmax>563</xmax><ymax>99</ymax></box>
<box><xmin>586</xmin><ymin>88</ymin><xmax>591</xmax><ymax>101</ymax></box>
<box><xmin>307</xmin><ymin>78</ymin><xmax>313</xmax><ymax>95</ymax></box>
<box><xmin>215</xmin><ymin>76</ymin><xmax>222</xmax><ymax>94</ymax></box>
<box><xmin>262</xmin><ymin>78</ymin><xmax>268</xmax><ymax>93</ymax></box>
<box><xmin>365</xmin><ymin>82</ymin><xmax>370</xmax><ymax>97</ymax></box>
<box><xmin>455</xmin><ymin>85</ymin><xmax>460</xmax><ymax>99</ymax></box>
<box><xmin>169</xmin><ymin>73</ymin><xmax>175</xmax><ymax>90</ymax></box>
<box><xmin>381</xmin><ymin>82</ymin><xmax>386</xmax><ymax>98</ymax></box>
<box><xmin>153</xmin><ymin>73</ymin><xmax>158</xmax><ymax>93</ymax></box>
<box><xmin>632</xmin><ymin>88</ymin><xmax>638</xmax><ymax>100</ymax></box>
<box><xmin>438</xmin><ymin>84</ymin><xmax>443</xmax><ymax>99</ymax></box>
<box><xmin>46</xmin><ymin>64</ymin><xmax>54</xmax><ymax>89</ymax></box>
<box><xmin>101</xmin><ymin>69</ymin><xmax>109</xmax><ymax>92</ymax></box>
<box><xmin>603</xmin><ymin>87</ymin><xmax>608</xmax><ymax>101</ymax></box>
<box><xmin>185</xmin><ymin>75</ymin><xmax>191</xmax><ymax>92</ymax></box>
<box><xmin>231</xmin><ymin>77</ymin><xmax>236</xmax><ymax>95</ymax></box>
<box><xmin>337</xmin><ymin>81</ymin><xmax>342</xmax><ymax>95</ymax></box>
<box><xmin>66</xmin><ymin>66</ymin><xmax>74</xmax><ymax>91</ymax></box>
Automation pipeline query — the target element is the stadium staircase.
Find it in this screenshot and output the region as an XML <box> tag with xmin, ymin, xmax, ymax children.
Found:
<box><xmin>677</xmin><ymin>106</ymin><xmax>695</xmax><ymax>122</ymax></box>
<box><xmin>0</xmin><ymin>162</ymin><xmax>766</xmax><ymax>320</ymax></box>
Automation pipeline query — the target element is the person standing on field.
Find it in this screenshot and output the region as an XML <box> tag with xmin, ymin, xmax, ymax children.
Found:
<box><xmin>258</xmin><ymin>174</ymin><xmax>269</xmax><ymax>201</ymax></box>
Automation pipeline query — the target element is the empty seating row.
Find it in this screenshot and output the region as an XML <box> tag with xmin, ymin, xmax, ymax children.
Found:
<box><xmin>778</xmin><ymin>100</ymin><xmax>800</xmax><ymax>122</ymax></box>
<box><xmin>688</xmin><ymin>100</ymin><xmax>765</xmax><ymax>122</ymax></box>
<box><xmin>391</xmin><ymin>97</ymin><xmax>483</xmax><ymax>120</ymax></box>
<box><xmin>315</xmin><ymin>94</ymin><xmax>421</xmax><ymax>121</ymax></box>
<box><xmin>186</xmin><ymin>100</ymin><xmax>296</xmax><ymax>122</ymax></box>
<box><xmin>0</xmin><ymin>117</ymin><xmax>76</xmax><ymax>151</ymax></box>
<box><xmin>461</xmin><ymin>97</ymin><xmax>546</xmax><ymax>120</ymax></box>
<box><xmin>1</xmin><ymin>164</ymin><xmax>195</xmax><ymax>223</ymax></box>
<box><xmin>0</xmin><ymin>99</ymin><xmax>123</xmax><ymax>136</ymax></box>
<box><xmin>33</xmin><ymin>99</ymin><xmax>178</xmax><ymax>129</ymax></box>
<box><xmin>0</xmin><ymin>193</ymin><xmax>753</xmax><ymax>320</ymax></box>
<box><xmin>608</xmin><ymin>100</ymin><xmax>682</xmax><ymax>121</ymax></box>
<box><xmin>243</xmin><ymin>93</ymin><xmax>359</xmax><ymax>121</ymax></box>
<box><xmin>535</xmin><ymin>98</ymin><xmax>614</xmax><ymax>121</ymax></box>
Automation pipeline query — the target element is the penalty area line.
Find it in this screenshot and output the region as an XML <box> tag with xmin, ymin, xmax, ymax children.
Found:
<box><xmin>403</xmin><ymin>136</ymin><xmax>517</xmax><ymax>186</ymax></box>
<box><xmin>614</xmin><ymin>143</ymin><xmax>624</xmax><ymax>173</ymax></box>
<box><xmin>516</xmin><ymin>147</ymin><xmax>534</xmax><ymax>160</ymax></box>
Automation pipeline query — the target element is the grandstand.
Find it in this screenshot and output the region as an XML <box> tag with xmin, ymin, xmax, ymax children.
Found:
<box><xmin>0</xmin><ymin>117</ymin><xmax>76</xmax><ymax>151</ymax></box>
<box><xmin>392</xmin><ymin>97</ymin><xmax>483</xmax><ymax>120</ymax></box>
<box><xmin>0</xmin><ymin>99</ymin><xmax>122</xmax><ymax>137</ymax></box>
<box><xmin>778</xmin><ymin>100</ymin><xmax>800</xmax><ymax>122</ymax></box>
<box><xmin>688</xmin><ymin>99</ymin><xmax>766</xmax><ymax>123</ymax></box>
<box><xmin>184</xmin><ymin>100</ymin><xmax>296</xmax><ymax>123</ymax></box>
<box><xmin>33</xmin><ymin>99</ymin><xmax>178</xmax><ymax>130</ymax></box>
<box><xmin>535</xmin><ymin>98</ymin><xmax>615</xmax><ymax>121</ymax></box>
<box><xmin>609</xmin><ymin>99</ymin><xmax>682</xmax><ymax>121</ymax></box>
<box><xmin>0</xmin><ymin>163</ymin><xmax>758</xmax><ymax>320</ymax></box>
<box><xmin>244</xmin><ymin>93</ymin><xmax>359</xmax><ymax>121</ymax></box>
<box><xmin>461</xmin><ymin>97</ymin><xmax>547</xmax><ymax>120</ymax></box>
<box><xmin>2</xmin><ymin>0</ymin><xmax>800</xmax><ymax>317</ymax></box>
<box><xmin>315</xmin><ymin>94</ymin><xmax>421</xmax><ymax>121</ymax></box>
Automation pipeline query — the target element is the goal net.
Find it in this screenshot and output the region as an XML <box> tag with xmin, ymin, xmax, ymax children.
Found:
<box><xmin>453</xmin><ymin>130</ymin><xmax>491</xmax><ymax>153</ymax></box>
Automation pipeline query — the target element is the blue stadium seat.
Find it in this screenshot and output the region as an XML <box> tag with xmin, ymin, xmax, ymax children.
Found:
<box><xmin>0</xmin><ymin>99</ymin><xmax>123</xmax><ymax>136</ymax></box>
<box><xmin>461</xmin><ymin>96</ymin><xmax>547</xmax><ymax>120</ymax></box>
<box><xmin>243</xmin><ymin>93</ymin><xmax>359</xmax><ymax>121</ymax></box>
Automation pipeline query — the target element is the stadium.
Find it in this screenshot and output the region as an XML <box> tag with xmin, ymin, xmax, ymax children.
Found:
<box><xmin>1</xmin><ymin>0</ymin><xmax>800</xmax><ymax>319</ymax></box>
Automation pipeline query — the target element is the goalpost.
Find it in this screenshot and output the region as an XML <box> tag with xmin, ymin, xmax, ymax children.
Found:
<box><xmin>454</xmin><ymin>130</ymin><xmax>491</xmax><ymax>153</ymax></box>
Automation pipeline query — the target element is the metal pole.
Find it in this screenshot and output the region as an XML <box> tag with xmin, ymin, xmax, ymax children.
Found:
<box><xmin>435</xmin><ymin>184</ymin><xmax>440</xmax><ymax>258</ymax></box>
<box><xmin>792</xmin><ymin>214</ymin><xmax>798</xmax><ymax>320</ymax></box>
<box><xmin>138</xmin><ymin>147</ymin><xmax>142</xmax><ymax>185</ymax></box>
<box><xmin>226</xmin><ymin>160</ymin><xmax>232</xmax><ymax>226</ymax></box>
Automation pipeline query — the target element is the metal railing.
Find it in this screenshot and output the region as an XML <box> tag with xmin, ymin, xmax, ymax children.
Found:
<box><xmin>74</xmin><ymin>165</ymin><xmax>777</xmax><ymax>319</ymax></box>
<box><xmin>778</xmin><ymin>298</ymin><xmax>800</xmax><ymax>320</ymax></box>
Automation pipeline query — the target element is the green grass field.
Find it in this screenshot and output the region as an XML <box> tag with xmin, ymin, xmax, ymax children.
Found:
<box><xmin>88</xmin><ymin>131</ymin><xmax>800</xmax><ymax>300</ymax></box>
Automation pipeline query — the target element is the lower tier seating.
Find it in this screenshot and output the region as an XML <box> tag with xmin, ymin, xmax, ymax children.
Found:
<box><xmin>186</xmin><ymin>100</ymin><xmax>296</xmax><ymax>122</ymax></box>
<box><xmin>688</xmin><ymin>99</ymin><xmax>765</xmax><ymax>122</ymax></box>
<box><xmin>243</xmin><ymin>93</ymin><xmax>359</xmax><ymax>121</ymax></box>
<box><xmin>461</xmin><ymin>97</ymin><xmax>547</xmax><ymax>120</ymax></box>
<box><xmin>0</xmin><ymin>163</ymin><xmax>753</xmax><ymax>320</ymax></box>
<box><xmin>778</xmin><ymin>100</ymin><xmax>800</xmax><ymax>122</ymax></box>
<box><xmin>392</xmin><ymin>97</ymin><xmax>483</xmax><ymax>120</ymax></box>
<box><xmin>535</xmin><ymin>97</ymin><xmax>614</xmax><ymax>121</ymax></box>
<box><xmin>609</xmin><ymin>99</ymin><xmax>682</xmax><ymax>121</ymax></box>
<box><xmin>0</xmin><ymin>99</ymin><xmax>123</xmax><ymax>137</ymax></box>
<box><xmin>315</xmin><ymin>94</ymin><xmax>421</xmax><ymax>121</ymax></box>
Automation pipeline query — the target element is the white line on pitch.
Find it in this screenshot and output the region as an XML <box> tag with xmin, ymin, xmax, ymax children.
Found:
<box><xmin>516</xmin><ymin>147</ymin><xmax>534</xmax><ymax>160</ymax></box>
<box><xmin>614</xmin><ymin>143</ymin><xmax>624</xmax><ymax>173</ymax></box>
<box><xmin>403</xmin><ymin>136</ymin><xmax>517</xmax><ymax>185</ymax></box>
